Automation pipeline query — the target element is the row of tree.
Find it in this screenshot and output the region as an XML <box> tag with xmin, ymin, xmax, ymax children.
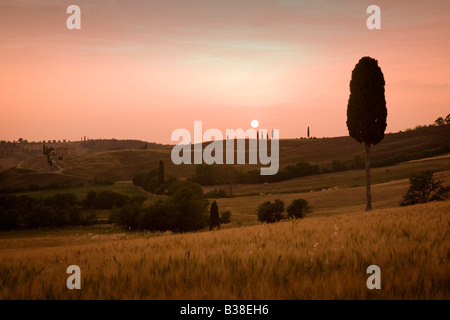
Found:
<box><xmin>0</xmin><ymin>193</ymin><xmax>94</xmax><ymax>230</ymax></box>
<box><xmin>0</xmin><ymin>190</ymin><xmax>142</xmax><ymax>231</ymax></box>
<box><xmin>434</xmin><ymin>114</ymin><xmax>450</xmax><ymax>126</ymax></box>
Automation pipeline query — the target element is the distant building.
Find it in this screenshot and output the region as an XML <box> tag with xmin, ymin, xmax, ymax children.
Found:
<box><xmin>51</xmin><ymin>146</ymin><xmax>71</xmax><ymax>160</ymax></box>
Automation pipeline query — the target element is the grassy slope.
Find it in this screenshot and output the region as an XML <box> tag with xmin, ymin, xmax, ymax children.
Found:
<box><xmin>2</xmin><ymin>125</ymin><xmax>449</xmax><ymax>188</ymax></box>
<box><xmin>0</xmin><ymin>152</ymin><xmax>448</xmax><ymax>299</ymax></box>
<box><xmin>0</xmin><ymin>200</ymin><xmax>448</xmax><ymax>299</ymax></box>
<box><xmin>13</xmin><ymin>155</ymin><xmax>450</xmax><ymax>227</ymax></box>
<box><xmin>209</xmin><ymin>154</ymin><xmax>450</xmax><ymax>196</ymax></box>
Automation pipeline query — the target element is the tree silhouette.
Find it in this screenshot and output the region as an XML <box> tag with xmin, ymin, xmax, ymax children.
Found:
<box><xmin>445</xmin><ymin>114</ymin><xmax>450</xmax><ymax>125</ymax></box>
<box><xmin>286</xmin><ymin>199</ymin><xmax>311</xmax><ymax>219</ymax></box>
<box><xmin>256</xmin><ymin>199</ymin><xmax>285</xmax><ymax>223</ymax></box>
<box><xmin>435</xmin><ymin>117</ymin><xmax>445</xmax><ymax>126</ymax></box>
<box><xmin>347</xmin><ymin>57</ymin><xmax>387</xmax><ymax>211</ymax></box>
<box><xmin>400</xmin><ymin>171</ymin><xmax>450</xmax><ymax>206</ymax></box>
<box><xmin>209</xmin><ymin>200</ymin><xmax>220</xmax><ymax>230</ymax></box>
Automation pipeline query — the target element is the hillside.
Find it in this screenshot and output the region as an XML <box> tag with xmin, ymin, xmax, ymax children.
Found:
<box><xmin>1</xmin><ymin>200</ymin><xmax>448</xmax><ymax>299</ymax></box>
<box><xmin>1</xmin><ymin>125</ymin><xmax>449</xmax><ymax>190</ymax></box>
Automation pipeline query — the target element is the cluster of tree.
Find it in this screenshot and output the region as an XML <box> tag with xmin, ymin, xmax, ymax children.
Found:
<box><xmin>0</xmin><ymin>190</ymin><xmax>143</xmax><ymax>231</ymax></box>
<box><xmin>0</xmin><ymin>181</ymin><xmax>84</xmax><ymax>195</ymax></box>
<box><xmin>112</xmin><ymin>181</ymin><xmax>210</xmax><ymax>233</ymax></box>
<box><xmin>434</xmin><ymin>114</ymin><xmax>450</xmax><ymax>126</ymax></box>
<box><xmin>0</xmin><ymin>193</ymin><xmax>95</xmax><ymax>231</ymax></box>
<box><xmin>132</xmin><ymin>160</ymin><xmax>170</xmax><ymax>194</ymax></box>
<box><xmin>256</xmin><ymin>198</ymin><xmax>312</xmax><ymax>223</ymax></box>
<box><xmin>83</xmin><ymin>190</ymin><xmax>145</xmax><ymax>210</ymax></box>
<box><xmin>400</xmin><ymin>171</ymin><xmax>450</xmax><ymax>206</ymax></box>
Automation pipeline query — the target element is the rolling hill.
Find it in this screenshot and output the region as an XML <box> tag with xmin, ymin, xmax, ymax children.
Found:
<box><xmin>0</xmin><ymin>125</ymin><xmax>449</xmax><ymax>190</ymax></box>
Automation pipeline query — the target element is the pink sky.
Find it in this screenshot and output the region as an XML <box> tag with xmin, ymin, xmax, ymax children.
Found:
<box><xmin>1</xmin><ymin>0</ymin><xmax>449</xmax><ymax>144</ymax></box>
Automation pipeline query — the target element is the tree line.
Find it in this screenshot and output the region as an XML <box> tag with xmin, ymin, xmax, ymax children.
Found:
<box><xmin>0</xmin><ymin>190</ymin><xmax>143</xmax><ymax>231</ymax></box>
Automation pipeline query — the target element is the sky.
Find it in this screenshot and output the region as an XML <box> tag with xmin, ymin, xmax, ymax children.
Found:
<box><xmin>0</xmin><ymin>0</ymin><xmax>449</xmax><ymax>144</ymax></box>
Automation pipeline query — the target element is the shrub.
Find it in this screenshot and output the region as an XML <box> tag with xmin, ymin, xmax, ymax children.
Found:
<box><xmin>400</xmin><ymin>171</ymin><xmax>450</xmax><ymax>206</ymax></box>
<box><xmin>286</xmin><ymin>199</ymin><xmax>312</xmax><ymax>219</ymax></box>
<box><xmin>219</xmin><ymin>210</ymin><xmax>232</xmax><ymax>224</ymax></box>
<box><xmin>257</xmin><ymin>199</ymin><xmax>285</xmax><ymax>223</ymax></box>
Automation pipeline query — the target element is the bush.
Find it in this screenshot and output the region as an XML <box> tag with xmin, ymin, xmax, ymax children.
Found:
<box><xmin>400</xmin><ymin>171</ymin><xmax>450</xmax><ymax>206</ymax></box>
<box><xmin>219</xmin><ymin>210</ymin><xmax>232</xmax><ymax>224</ymax></box>
<box><xmin>257</xmin><ymin>199</ymin><xmax>285</xmax><ymax>223</ymax></box>
<box><xmin>286</xmin><ymin>199</ymin><xmax>312</xmax><ymax>219</ymax></box>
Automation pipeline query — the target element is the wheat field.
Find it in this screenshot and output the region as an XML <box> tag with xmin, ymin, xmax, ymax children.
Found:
<box><xmin>0</xmin><ymin>200</ymin><xmax>449</xmax><ymax>299</ymax></box>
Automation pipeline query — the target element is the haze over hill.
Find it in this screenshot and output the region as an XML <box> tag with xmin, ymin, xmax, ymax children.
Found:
<box><xmin>0</xmin><ymin>125</ymin><xmax>449</xmax><ymax>190</ymax></box>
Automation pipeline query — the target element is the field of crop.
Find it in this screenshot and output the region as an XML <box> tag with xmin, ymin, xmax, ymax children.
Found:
<box><xmin>0</xmin><ymin>200</ymin><xmax>448</xmax><ymax>299</ymax></box>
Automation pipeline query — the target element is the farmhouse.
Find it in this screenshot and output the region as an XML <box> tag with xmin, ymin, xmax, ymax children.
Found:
<box><xmin>51</xmin><ymin>146</ymin><xmax>71</xmax><ymax>160</ymax></box>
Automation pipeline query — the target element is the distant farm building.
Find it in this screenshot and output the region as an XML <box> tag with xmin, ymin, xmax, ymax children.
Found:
<box><xmin>51</xmin><ymin>146</ymin><xmax>71</xmax><ymax>160</ymax></box>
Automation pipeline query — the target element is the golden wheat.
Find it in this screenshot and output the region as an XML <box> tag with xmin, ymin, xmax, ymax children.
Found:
<box><xmin>0</xmin><ymin>201</ymin><xmax>449</xmax><ymax>299</ymax></box>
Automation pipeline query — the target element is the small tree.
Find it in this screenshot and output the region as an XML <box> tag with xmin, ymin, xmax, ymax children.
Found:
<box><xmin>209</xmin><ymin>200</ymin><xmax>220</xmax><ymax>230</ymax></box>
<box><xmin>286</xmin><ymin>199</ymin><xmax>312</xmax><ymax>219</ymax></box>
<box><xmin>400</xmin><ymin>171</ymin><xmax>450</xmax><ymax>206</ymax></box>
<box><xmin>445</xmin><ymin>113</ymin><xmax>450</xmax><ymax>125</ymax></box>
<box><xmin>347</xmin><ymin>56</ymin><xmax>387</xmax><ymax>211</ymax></box>
<box><xmin>435</xmin><ymin>117</ymin><xmax>445</xmax><ymax>126</ymax></box>
<box><xmin>257</xmin><ymin>199</ymin><xmax>285</xmax><ymax>223</ymax></box>
<box><xmin>219</xmin><ymin>210</ymin><xmax>232</xmax><ymax>224</ymax></box>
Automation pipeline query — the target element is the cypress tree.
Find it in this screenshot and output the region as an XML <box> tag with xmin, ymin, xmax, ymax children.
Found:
<box><xmin>347</xmin><ymin>57</ymin><xmax>387</xmax><ymax>211</ymax></box>
<box><xmin>209</xmin><ymin>200</ymin><xmax>220</xmax><ymax>230</ymax></box>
